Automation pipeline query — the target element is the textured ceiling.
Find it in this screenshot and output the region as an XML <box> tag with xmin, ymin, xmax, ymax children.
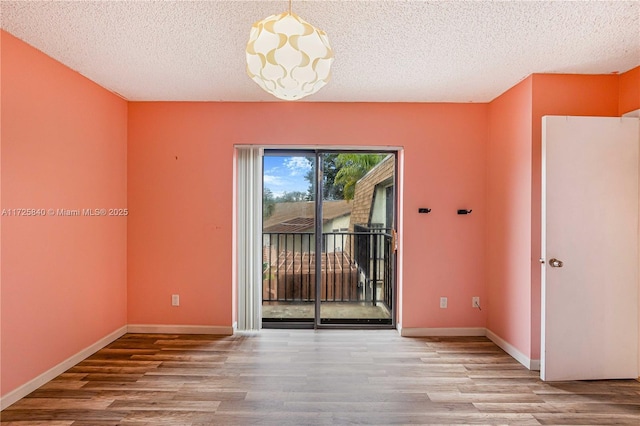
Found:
<box><xmin>1</xmin><ymin>1</ymin><xmax>639</xmax><ymax>102</ymax></box>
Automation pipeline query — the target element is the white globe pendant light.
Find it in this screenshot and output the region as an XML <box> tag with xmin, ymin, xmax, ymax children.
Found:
<box><xmin>246</xmin><ymin>1</ymin><xmax>334</xmax><ymax>101</ymax></box>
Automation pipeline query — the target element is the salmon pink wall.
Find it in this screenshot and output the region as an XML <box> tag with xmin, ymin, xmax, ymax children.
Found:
<box><xmin>529</xmin><ymin>74</ymin><xmax>619</xmax><ymax>359</ymax></box>
<box><xmin>486</xmin><ymin>77</ymin><xmax>533</xmax><ymax>357</ymax></box>
<box><xmin>0</xmin><ymin>31</ymin><xmax>128</xmax><ymax>397</ymax></box>
<box><xmin>619</xmin><ymin>66</ymin><xmax>640</xmax><ymax>115</ymax></box>
<box><xmin>487</xmin><ymin>73</ymin><xmax>623</xmax><ymax>363</ymax></box>
<box><xmin>127</xmin><ymin>103</ymin><xmax>234</xmax><ymax>326</ymax></box>
<box><xmin>127</xmin><ymin>102</ymin><xmax>488</xmax><ymax>329</ymax></box>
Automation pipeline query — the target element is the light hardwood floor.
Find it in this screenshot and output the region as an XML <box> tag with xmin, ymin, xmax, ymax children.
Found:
<box><xmin>1</xmin><ymin>331</ymin><xmax>639</xmax><ymax>425</ymax></box>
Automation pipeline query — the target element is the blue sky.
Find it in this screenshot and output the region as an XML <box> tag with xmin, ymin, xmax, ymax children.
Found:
<box><xmin>263</xmin><ymin>156</ymin><xmax>313</xmax><ymax>197</ymax></box>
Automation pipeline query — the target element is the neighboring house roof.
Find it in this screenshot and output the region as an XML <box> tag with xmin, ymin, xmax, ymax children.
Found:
<box><xmin>264</xmin><ymin>217</ymin><xmax>315</xmax><ymax>233</ymax></box>
<box><xmin>263</xmin><ymin>200</ymin><xmax>352</xmax><ymax>233</ymax></box>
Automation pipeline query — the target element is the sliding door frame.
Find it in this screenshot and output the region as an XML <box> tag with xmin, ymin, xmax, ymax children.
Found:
<box><xmin>260</xmin><ymin>148</ymin><xmax>399</xmax><ymax>330</ymax></box>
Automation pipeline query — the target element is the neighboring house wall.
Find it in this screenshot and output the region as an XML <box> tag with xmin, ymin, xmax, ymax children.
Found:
<box><xmin>349</xmin><ymin>155</ymin><xmax>395</xmax><ymax>231</ymax></box>
<box><xmin>324</xmin><ymin>214</ymin><xmax>351</xmax><ymax>252</ymax></box>
<box><xmin>264</xmin><ymin>215</ymin><xmax>352</xmax><ymax>254</ymax></box>
<box><xmin>327</xmin><ymin>214</ymin><xmax>350</xmax><ymax>232</ymax></box>
<box><xmin>1</xmin><ymin>31</ymin><xmax>128</xmax><ymax>398</ymax></box>
<box><xmin>370</xmin><ymin>184</ymin><xmax>392</xmax><ymax>227</ymax></box>
<box><xmin>264</xmin><ymin>233</ymin><xmax>313</xmax><ymax>255</ymax></box>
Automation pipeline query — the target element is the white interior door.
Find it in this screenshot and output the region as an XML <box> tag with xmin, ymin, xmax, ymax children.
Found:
<box><xmin>541</xmin><ymin>116</ymin><xmax>639</xmax><ymax>381</ymax></box>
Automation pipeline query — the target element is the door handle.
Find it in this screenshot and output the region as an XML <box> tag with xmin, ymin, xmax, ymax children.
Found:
<box><xmin>549</xmin><ymin>258</ymin><xmax>564</xmax><ymax>268</ymax></box>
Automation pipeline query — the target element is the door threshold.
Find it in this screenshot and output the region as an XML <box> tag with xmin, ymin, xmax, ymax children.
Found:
<box><xmin>262</xmin><ymin>321</ymin><xmax>314</xmax><ymax>329</ymax></box>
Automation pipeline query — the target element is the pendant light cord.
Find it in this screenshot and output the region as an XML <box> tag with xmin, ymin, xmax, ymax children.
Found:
<box><xmin>289</xmin><ymin>0</ymin><xmax>292</xmax><ymax>14</ymax></box>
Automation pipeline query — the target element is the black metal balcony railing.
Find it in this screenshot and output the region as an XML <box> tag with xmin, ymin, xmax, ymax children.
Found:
<box><xmin>262</xmin><ymin>227</ymin><xmax>394</xmax><ymax>310</ymax></box>
<box><xmin>354</xmin><ymin>224</ymin><xmax>394</xmax><ymax>310</ymax></box>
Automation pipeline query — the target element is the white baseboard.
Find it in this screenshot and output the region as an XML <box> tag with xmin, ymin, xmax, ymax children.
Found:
<box><xmin>127</xmin><ymin>324</ymin><xmax>233</xmax><ymax>335</ymax></box>
<box><xmin>0</xmin><ymin>325</ymin><xmax>127</xmax><ymax>410</ymax></box>
<box><xmin>400</xmin><ymin>327</ymin><xmax>540</xmax><ymax>371</ymax></box>
<box><xmin>530</xmin><ymin>359</ymin><xmax>541</xmax><ymax>371</ymax></box>
<box><xmin>399</xmin><ymin>327</ymin><xmax>486</xmax><ymax>337</ymax></box>
<box><xmin>486</xmin><ymin>328</ymin><xmax>540</xmax><ymax>371</ymax></box>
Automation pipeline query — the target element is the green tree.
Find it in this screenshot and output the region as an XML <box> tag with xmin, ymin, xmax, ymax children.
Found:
<box><xmin>263</xmin><ymin>188</ymin><xmax>275</xmax><ymax>219</ymax></box>
<box><xmin>276</xmin><ymin>191</ymin><xmax>309</xmax><ymax>203</ymax></box>
<box><xmin>305</xmin><ymin>154</ymin><xmax>344</xmax><ymax>200</ymax></box>
<box><xmin>334</xmin><ymin>154</ymin><xmax>384</xmax><ymax>200</ymax></box>
<box><xmin>304</xmin><ymin>153</ymin><xmax>384</xmax><ymax>201</ymax></box>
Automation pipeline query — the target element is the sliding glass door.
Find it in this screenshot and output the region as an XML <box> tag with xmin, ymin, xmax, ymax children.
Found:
<box><xmin>261</xmin><ymin>150</ymin><xmax>396</xmax><ymax>328</ymax></box>
<box><xmin>318</xmin><ymin>153</ymin><xmax>394</xmax><ymax>325</ymax></box>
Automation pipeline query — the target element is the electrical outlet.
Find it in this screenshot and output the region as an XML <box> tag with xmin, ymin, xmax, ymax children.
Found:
<box><xmin>172</xmin><ymin>294</ymin><xmax>180</xmax><ymax>306</ymax></box>
<box><xmin>440</xmin><ymin>297</ymin><xmax>448</xmax><ymax>308</ymax></box>
<box><xmin>472</xmin><ymin>297</ymin><xmax>480</xmax><ymax>309</ymax></box>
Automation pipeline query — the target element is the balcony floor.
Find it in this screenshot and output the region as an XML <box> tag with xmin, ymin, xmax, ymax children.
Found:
<box><xmin>262</xmin><ymin>301</ymin><xmax>391</xmax><ymax>320</ymax></box>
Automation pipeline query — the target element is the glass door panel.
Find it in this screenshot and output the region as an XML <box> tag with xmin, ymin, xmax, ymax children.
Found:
<box><xmin>318</xmin><ymin>152</ymin><xmax>394</xmax><ymax>325</ymax></box>
<box><xmin>262</xmin><ymin>153</ymin><xmax>316</xmax><ymax>326</ymax></box>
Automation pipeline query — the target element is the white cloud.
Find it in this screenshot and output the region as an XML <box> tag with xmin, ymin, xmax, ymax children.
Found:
<box><xmin>284</xmin><ymin>157</ymin><xmax>312</xmax><ymax>176</ymax></box>
<box><xmin>263</xmin><ymin>174</ymin><xmax>285</xmax><ymax>186</ymax></box>
<box><xmin>263</xmin><ymin>157</ymin><xmax>312</xmax><ymax>196</ymax></box>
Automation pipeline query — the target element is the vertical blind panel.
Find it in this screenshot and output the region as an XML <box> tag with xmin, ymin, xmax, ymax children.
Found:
<box><xmin>236</xmin><ymin>147</ymin><xmax>263</xmax><ymax>331</ymax></box>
